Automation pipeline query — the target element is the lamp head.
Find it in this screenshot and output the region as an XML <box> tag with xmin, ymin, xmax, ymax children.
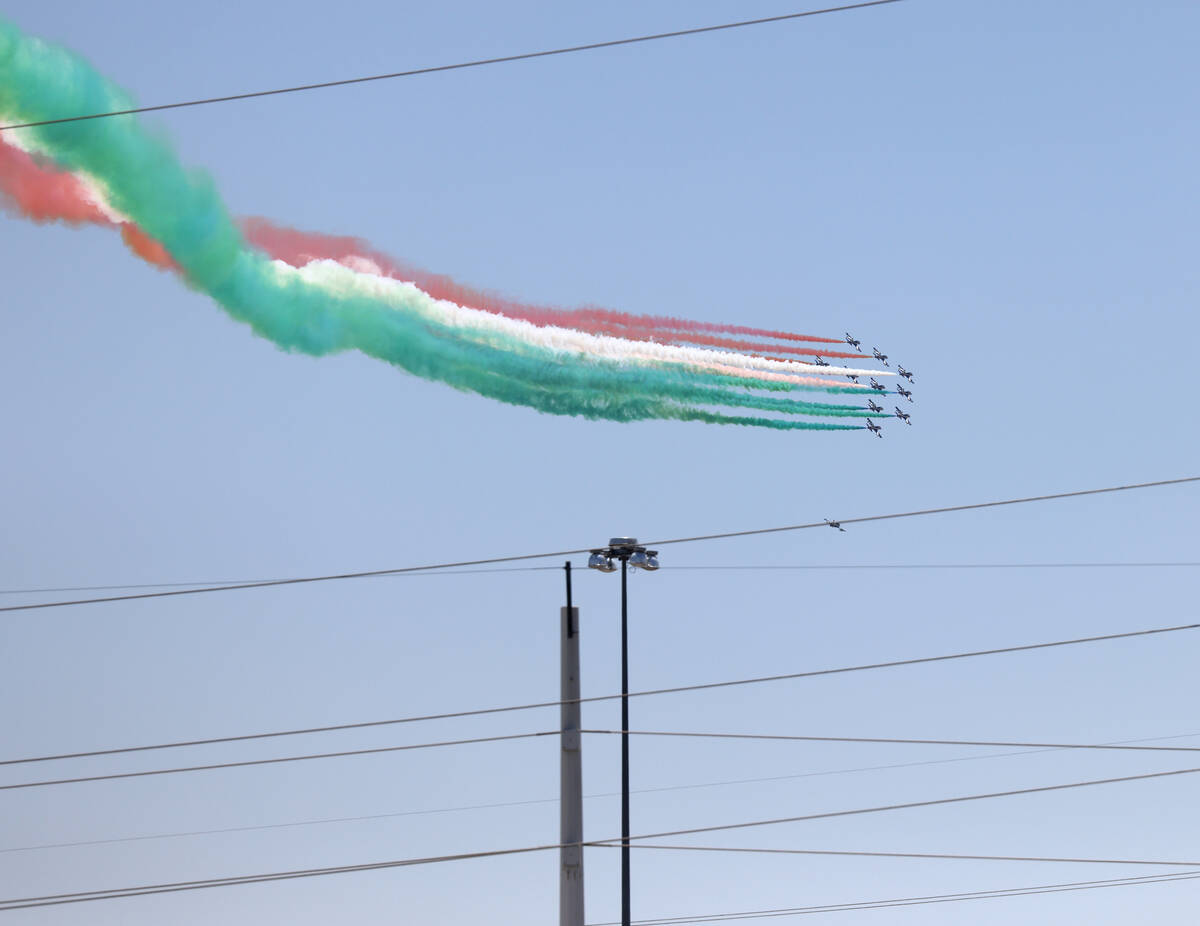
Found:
<box><xmin>588</xmin><ymin>551</ymin><xmax>617</xmax><ymax>573</ymax></box>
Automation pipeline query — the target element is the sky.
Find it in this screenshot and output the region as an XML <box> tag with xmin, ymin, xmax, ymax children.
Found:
<box><xmin>1</xmin><ymin>0</ymin><xmax>1198</xmax><ymax>923</ymax></box>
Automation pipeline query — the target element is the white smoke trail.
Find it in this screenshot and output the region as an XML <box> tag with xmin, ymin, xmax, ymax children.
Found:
<box><xmin>292</xmin><ymin>260</ymin><xmax>895</xmax><ymax>383</ymax></box>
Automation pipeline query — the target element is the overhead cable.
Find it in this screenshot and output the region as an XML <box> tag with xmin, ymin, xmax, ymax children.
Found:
<box><xmin>12</xmin><ymin>730</ymin><xmax>1199</xmax><ymax>854</ymax></box>
<box><xmin>0</xmin><ymin>1</ymin><xmax>901</xmax><ymax>132</ymax></box>
<box><xmin>0</xmin><ymin>842</ymin><xmax>564</xmax><ymax>911</ymax></box>
<box><xmin>2</xmin><ymin>475</ymin><xmax>1194</xmax><ymax>614</ymax></box>
<box><xmin>623</xmin><ymin>842</ymin><xmax>1200</xmax><ymax>867</ymax></box>
<box><xmin>6</xmin><ymin>560</ymin><xmax>1195</xmax><ymax>598</ymax></box>
<box><xmin>3</xmin><ymin>622</ymin><xmax>1191</xmax><ymax>768</ymax></box>
<box><xmin>586</xmin><ymin>729</ymin><xmax>1200</xmax><ymax>754</ymax></box>
<box><xmin>582</xmin><ymin>871</ymin><xmax>1200</xmax><ymax>925</ymax></box>
<box><xmin>643</xmin><ymin>476</ymin><xmax>1200</xmax><ymax>548</ymax></box>
<box><xmin>0</xmin><ymin>731</ymin><xmax>553</xmax><ymax>792</ymax></box>
<box><xmin>0</xmin><ymin>565</ymin><xmax>558</xmax><ymax>596</ymax></box>
<box><xmin>586</xmin><ymin>765</ymin><xmax>1200</xmax><ymax>845</ymax></box>
<box><xmin>2</xmin><ymin>839</ymin><xmax>1197</xmax><ymax>912</ymax></box>
<box><xmin>661</xmin><ymin>561</ymin><xmax>1200</xmax><ymax>572</ymax></box>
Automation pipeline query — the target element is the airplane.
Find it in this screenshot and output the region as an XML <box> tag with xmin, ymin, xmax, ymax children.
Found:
<box><xmin>867</xmin><ymin>399</ymin><xmax>883</xmax><ymax>413</ymax></box>
<box><xmin>894</xmin><ymin>406</ymin><xmax>912</xmax><ymax>425</ymax></box>
<box><xmin>897</xmin><ymin>366</ymin><xmax>914</xmax><ymax>382</ymax></box>
<box><xmin>869</xmin><ymin>378</ymin><xmax>886</xmax><ymax>392</ymax></box>
<box><xmin>845</xmin><ymin>333</ymin><xmax>862</xmax><ymax>351</ymax></box>
<box><xmin>896</xmin><ymin>384</ymin><xmax>913</xmax><ymax>401</ymax></box>
<box><xmin>872</xmin><ymin>348</ymin><xmax>889</xmax><ymax>366</ymax></box>
<box><xmin>845</xmin><ymin>374</ymin><xmax>859</xmax><ymax>384</ymax></box>
<box><xmin>865</xmin><ymin>418</ymin><xmax>883</xmax><ymax>437</ymax></box>
<box><xmin>825</xmin><ymin>518</ymin><xmax>846</xmax><ymax>532</ymax></box>
<box><xmin>813</xmin><ymin>355</ymin><xmax>830</xmax><ymax>367</ymax></box>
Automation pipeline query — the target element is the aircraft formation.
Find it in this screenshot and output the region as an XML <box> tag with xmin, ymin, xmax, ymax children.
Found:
<box><xmin>1</xmin><ymin>20</ymin><xmax>926</xmax><ymax>436</ymax></box>
<box><xmin>844</xmin><ymin>333</ymin><xmax>915</xmax><ymax>438</ymax></box>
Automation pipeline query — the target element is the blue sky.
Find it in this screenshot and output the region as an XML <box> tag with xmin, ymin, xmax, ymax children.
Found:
<box><xmin>1</xmin><ymin>1</ymin><xmax>1197</xmax><ymax>923</ymax></box>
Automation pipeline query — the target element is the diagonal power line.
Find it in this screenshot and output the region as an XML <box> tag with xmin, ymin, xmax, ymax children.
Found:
<box><xmin>583</xmin><ymin>871</ymin><xmax>1200</xmax><ymax>926</ymax></box>
<box><xmin>0</xmin><ymin>731</ymin><xmax>555</xmax><ymax>792</ymax></box>
<box><xmin>2</xmin><ymin>622</ymin><xmax>1192</xmax><ymax>768</ymax></box>
<box><xmin>6</xmin><ymin>561</ymin><xmax>1197</xmax><ymax>598</ymax></box>
<box><xmin>1</xmin><ymin>2</ymin><xmax>901</xmax><ymax>132</ymax></box>
<box><xmin>586</xmin><ymin>765</ymin><xmax>1200</xmax><ymax>845</ymax></box>
<box><xmin>585</xmin><ymin>729</ymin><xmax>1200</xmax><ymax>754</ymax></box>
<box><xmin>17</xmin><ymin>720</ymin><xmax>1200</xmax><ymax>794</ymax></box>
<box><xmin>5</xmin><ymin>785</ymin><xmax>1200</xmax><ymax>912</ymax></box>
<box><xmin>2</xmin><ymin>476</ymin><xmax>1195</xmax><ymax>614</ymax></box>
<box><xmin>624</xmin><ymin>843</ymin><xmax>1200</xmax><ymax>868</ymax></box>
<box><xmin>8</xmin><ymin>730</ymin><xmax>1199</xmax><ymax>854</ymax></box>
<box><xmin>644</xmin><ymin>476</ymin><xmax>1200</xmax><ymax>547</ymax></box>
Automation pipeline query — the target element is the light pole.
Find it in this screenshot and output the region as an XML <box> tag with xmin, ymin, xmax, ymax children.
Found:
<box><xmin>587</xmin><ymin>538</ymin><xmax>660</xmax><ymax>926</ymax></box>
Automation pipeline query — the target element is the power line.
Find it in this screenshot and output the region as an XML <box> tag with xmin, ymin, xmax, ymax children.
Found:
<box><xmin>0</xmin><ymin>842</ymin><xmax>566</xmax><ymax>911</ymax></box>
<box><xmin>0</xmin><ymin>1</ymin><xmax>901</xmax><ymax>133</ymax></box>
<box><xmin>4</xmin><ymin>622</ymin><xmax>1191</xmax><ymax>768</ymax></box>
<box><xmin>3</xmin><ymin>836</ymin><xmax>1198</xmax><ymax>912</ymax></box>
<box><xmin>6</xmin><ymin>561</ymin><xmax>1194</xmax><ymax>597</ymax></box>
<box><xmin>660</xmin><ymin>562</ymin><xmax>1200</xmax><ymax>572</ymax></box>
<box><xmin>0</xmin><ymin>565</ymin><xmax>559</xmax><ymax>596</ymax></box>
<box><xmin>0</xmin><ymin>796</ymin><xmax>567</xmax><ymax>855</ymax></box>
<box><xmin>643</xmin><ymin>476</ymin><xmax>1200</xmax><ymax>548</ymax></box>
<box><xmin>587</xmin><ymin>729</ymin><xmax>1200</xmax><ymax>754</ymax></box>
<box><xmin>12</xmin><ymin>730</ymin><xmax>1198</xmax><ymax>854</ymax></box>
<box><xmin>583</xmin><ymin>871</ymin><xmax>1200</xmax><ymax>925</ymax></box>
<box><xmin>623</xmin><ymin>843</ymin><xmax>1200</xmax><ymax>867</ymax></box>
<box><xmin>0</xmin><ymin>731</ymin><xmax>553</xmax><ymax>792</ymax></box>
<box><xmin>0</xmin><ymin>555</ymin><xmax>587</xmax><ymax>613</ymax></box>
<box><xmin>587</xmin><ymin>765</ymin><xmax>1200</xmax><ymax>845</ymax></box>
<box><xmin>2</xmin><ymin>475</ymin><xmax>1193</xmax><ymax>614</ymax></box>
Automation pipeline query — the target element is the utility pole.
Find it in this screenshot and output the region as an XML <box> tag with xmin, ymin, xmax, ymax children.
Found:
<box><xmin>560</xmin><ymin>562</ymin><xmax>584</xmax><ymax>926</ymax></box>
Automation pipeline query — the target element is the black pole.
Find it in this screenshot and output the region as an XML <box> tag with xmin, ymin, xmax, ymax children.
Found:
<box><xmin>620</xmin><ymin>557</ymin><xmax>630</xmax><ymax>926</ymax></box>
<box><xmin>565</xmin><ymin>561</ymin><xmax>574</xmax><ymax>636</ymax></box>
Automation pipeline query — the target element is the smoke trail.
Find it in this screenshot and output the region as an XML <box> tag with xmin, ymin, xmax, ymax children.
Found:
<box><xmin>0</xmin><ymin>146</ymin><xmax>863</xmax><ymax>368</ymax></box>
<box><xmin>0</xmin><ymin>135</ymin><xmax>109</xmax><ymax>223</ymax></box>
<box><xmin>239</xmin><ymin>217</ymin><xmax>852</xmax><ymax>354</ymax></box>
<box><xmin>0</xmin><ymin>19</ymin><xmax>894</xmax><ymax>430</ymax></box>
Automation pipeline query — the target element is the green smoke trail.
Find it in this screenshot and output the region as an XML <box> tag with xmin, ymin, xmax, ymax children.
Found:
<box><xmin>0</xmin><ymin>20</ymin><xmax>871</xmax><ymax>430</ymax></box>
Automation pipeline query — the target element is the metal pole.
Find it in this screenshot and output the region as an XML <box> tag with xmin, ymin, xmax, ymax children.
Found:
<box><xmin>560</xmin><ymin>562</ymin><xmax>584</xmax><ymax>926</ymax></box>
<box><xmin>620</xmin><ymin>558</ymin><xmax>631</xmax><ymax>926</ymax></box>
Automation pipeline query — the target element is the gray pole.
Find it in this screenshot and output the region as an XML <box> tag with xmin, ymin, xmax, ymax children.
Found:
<box><xmin>560</xmin><ymin>563</ymin><xmax>585</xmax><ymax>926</ymax></box>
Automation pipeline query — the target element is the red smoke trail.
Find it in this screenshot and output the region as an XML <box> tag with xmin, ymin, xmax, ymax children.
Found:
<box><xmin>0</xmin><ymin>134</ymin><xmax>177</xmax><ymax>271</ymax></box>
<box><xmin>633</xmin><ymin>332</ymin><xmax>865</xmax><ymax>359</ymax></box>
<box><xmin>120</xmin><ymin>222</ymin><xmax>178</xmax><ymax>269</ymax></box>
<box><xmin>0</xmin><ymin>136</ymin><xmax>111</xmax><ymax>224</ymax></box>
<box><xmin>562</xmin><ymin>307</ymin><xmax>843</xmax><ymax>344</ymax></box>
<box><xmin>239</xmin><ymin>218</ymin><xmax>844</xmax><ymax>347</ymax></box>
<box><xmin>1</xmin><ymin>136</ymin><xmax>846</xmax><ymax>350</ymax></box>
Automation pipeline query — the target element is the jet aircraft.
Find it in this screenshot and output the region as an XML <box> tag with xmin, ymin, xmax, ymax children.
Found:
<box><xmin>845</xmin><ymin>374</ymin><xmax>859</xmax><ymax>384</ymax></box>
<box><xmin>825</xmin><ymin>519</ymin><xmax>846</xmax><ymax>532</ymax></box>
<box><xmin>812</xmin><ymin>355</ymin><xmax>830</xmax><ymax>367</ymax></box>
<box><xmin>867</xmin><ymin>399</ymin><xmax>883</xmax><ymax>413</ymax></box>
<box><xmin>894</xmin><ymin>407</ymin><xmax>912</xmax><ymax>425</ymax></box>
<box><xmin>872</xmin><ymin>348</ymin><xmax>889</xmax><ymax>366</ymax></box>
<box><xmin>897</xmin><ymin>366</ymin><xmax>914</xmax><ymax>382</ymax></box>
<box><xmin>865</xmin><ymin>418</ymin><xmax>883</xmax><ymax>437</ymax></box>
<box><xmin>896</xmin><ymin>384</ymin><xmax>913</xmax><ymax>401</ymax></box>
<box><xmin>869</xmin><ymin>378</ymin><xmax>886</xmax><ymax>392</ymax></box>
<box><xmin>845</xmin><ymin>333</ymin><xmax>862</xmax><ymax>351</ymax></box>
